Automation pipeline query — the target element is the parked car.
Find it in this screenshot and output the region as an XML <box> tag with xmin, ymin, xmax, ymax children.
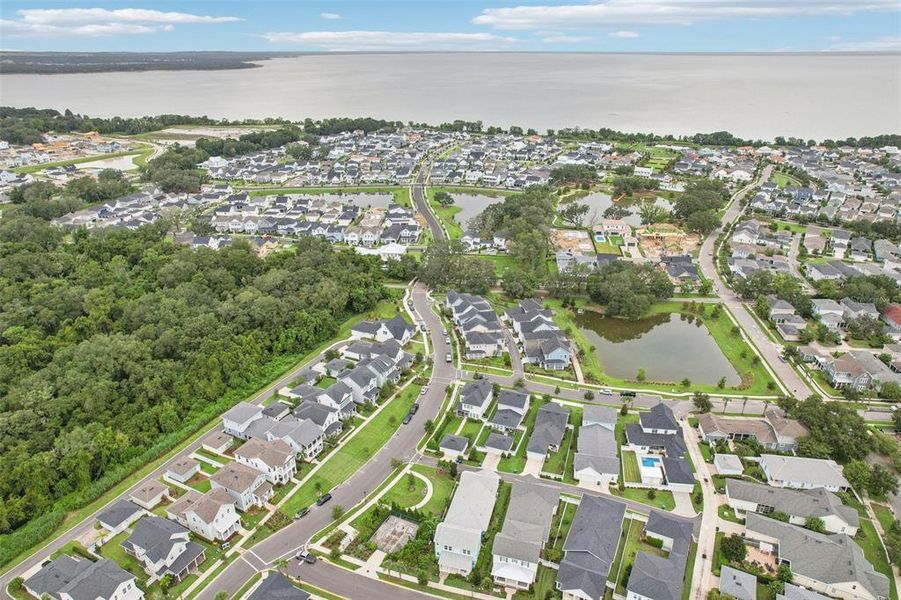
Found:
<box><xmin>294</xmin><ymin>507</ymin><xmax>310</xmax><ymax>520</ymax></box>
<box><xmin>315</xmin><ymin>493</ymin><xmax>332</xmax><ymax>506</ymax></box>
<box><xmin>420</xmin><ymin>387</ymin><xmax>427</xmax><ymax>395</ymax></box>
<box><xmin>296</xmin><ymin>549</ymin><xmax>316</xmax><ymax>564</ymax></box>
<box><xmin>410</xmin><ymin>403</ymin><xmax>419</xmax><ymax>414</ymax></box>
<box><xmin>402</xmin><ymin>413</ymin><xmax>412</xmax><ymax>425</ymax></box>
<box><xmin>446</xmin><ymin>353</ymin><xmax>452</xmax><ymax>363</ymax></box>
<box><xmin>599</xmin><ymin>387</ymin><xmax>613</xmax><ymax>395</ymax></box>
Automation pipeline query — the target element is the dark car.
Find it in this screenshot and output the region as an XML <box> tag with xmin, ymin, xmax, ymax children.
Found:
<box><xmin>410</xmin><ymin>403</ymin><xmax>419</xmax><ymax>414</ymax></box>
<box><xmin>402</xmin><ymin>413</ymin><xmax>412</xmax><ymax>425</ymax></box>
<box><xmin>315</xmin><ymin>493</ymin><xmax>332</xmax><ymax>506</ymax></box>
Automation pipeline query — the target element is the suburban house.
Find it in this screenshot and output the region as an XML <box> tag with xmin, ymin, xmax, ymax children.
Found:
<box><xmin>526</xmin><ymin>402</ymin><xmax>570</xmax><ymax>460</ymax></box>
<box><xmin>744</xmin><ymin>513</ymin><xmax>889</xmax><ymax>600</ymax></box>
<box><xmin>626</xmin><ymin>512</ymin><xmax>694</xmax><ymax>600</ymax></box>
<box><xmin>624</xmin><ymin>403</ymin><xmax>695</xmax><ymax>493</ymax></box>
<box><xmin>504</xmin><ymin>299</ymin><xmax>572</xmax><ymax>370</ymax></box>
<box><xmin>582</xmin><ymin>405</ymin><xmax>617</xmax><ymax>429</ymax></box>
<box><xmin>350</xmin><ymin>314</ymin><xmax>416</xmax><ymax>345</ymax></box>
<box><xmin>445</xmin><ymin>291</ymin><xmax>506</xmax><ymax>359</ymax></box>
<box><xmin>489</xmin><ymin>389</ymin><xmax>530</xmax><ymax>433</ymax></box>
<box><xmin>719</xmin><ymin>567</ymin><xmax>757</xmax><ymax>600</ymax></box>
<box><xmin>714</xmin><ymin>454</ymin><xmax>744</xmax><ymax>476</ymax></box>
<box><xmin>122</xmin><ymin>516</ymin><xmax>206</xmax><ymax>583</ymax></box>
<box><xmin>97</xmin><ymin>499</ymin><xmax>144</xmax><ymax>537</ymax></box>
<box><xmin>725</xmin><ymin>479</ymin><xmax>859</xmax><ymax>535</ymax></box>
<box><xmin>438</xmin><ymin>434</ymin><xmax>470</xmax><ymax>461</ymax></box>
<box><xmin>222</xmin><ymin>402</ymin><xmax>265</xmax><ymax>439</ymax></box>
<box><xmin>234</xmin><ymin>437</ymin><xmax>297</xmax><ymax>484</ymax></box>
<box><xmin>166</xmin><ymin>457</ymin><xmax>200</xmax><ymax>484</ymax></box>
<box><xmin>820</xmin><ymin>350</ymin><xmax>901</xmax><ymax>392</ymax></box>
<box><xmin>166</xmin><ymin>488</ymin><xmax>241</xmax><ymax>542</ymax></box>
<box><xmin>129</xmin><ymin>481</ymin><xmax>169</xmax><ymax>511</ymax></box>
<box><xmin>24</xmin><ymin>556</ymin><xmax>143</xmax><ymax>600</ymax></box>
<box><xmin>573</xmin><ymin>422</ymin><xmax>620</xmax><ymax>486</ymax></box>
<box><xmin>210</xmin><ymin>461</ymin><xmax>273</xmax><ymax>511</ymax></box>
<box><xmin>246</xmin><ymin>573</ymin><xmax>310</xmax><ymax>600</ymax></box>
<box><xmin>777</xmin><ymin>583</ymin><xmax>832</xmax><ymax>600</ymax></box>
<box><xmin>758</xmin><ymin>454</ymin><xmax>850</xmax><ymax>492</ymax></box>
<box><xmin>556</xmin><ymin>495</ymin><xmax>626</xmax><ymax>600</ymax></box>
<box><xmin>434</xmin><ymin>471</ymin><xmax>500</xmax><ymax>576</ymax></box>
<box><xmin>491</xmin><ymin>482</ymin><xmax>560</xmax><ymax>590</ymax></box>
<box><xmin>457</xmin><ymin>379</ymin><xmax>494</xmax><ymax>420</ymax></box>
<box><xmin>697</xmin><ymin>407</ymin><xmax>809</xmax><ymax>452</ymax></box>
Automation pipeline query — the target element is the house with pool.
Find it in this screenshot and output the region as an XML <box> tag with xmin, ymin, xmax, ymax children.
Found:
<box><xmin>623</xmin><ymin>403</ymin><xmax>696</xmax><ymax>493</ymax></box>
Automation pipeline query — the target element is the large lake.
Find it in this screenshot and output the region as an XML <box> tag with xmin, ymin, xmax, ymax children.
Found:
<box><xmin>3</xmin><ymin>53</ymin><xmax>898</xmax><ymax>139</ymax></box>
<box><xmin>575</xmin><ymin>311</ymin><xmax>741</xmax><ymax>386</ymax></box>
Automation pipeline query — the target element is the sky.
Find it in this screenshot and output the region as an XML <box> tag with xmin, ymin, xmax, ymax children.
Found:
<box><xmin>1</xmin><ymin>0</ymin><xmax>900</xmax><ymax>53</ymax></box>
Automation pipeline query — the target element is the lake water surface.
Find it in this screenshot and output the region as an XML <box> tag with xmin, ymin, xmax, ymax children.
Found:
<box><xmin>570</xmin><ymin>193</ymin><xmax>673</xmax><ymax>227</ymax></box>
<box><xmin>575</xmin><ymin>311</ymin><xmax>740</xmax><ymax>385</ymax></box>
<box><xmin>3</xmin><ymin>53</ymin><xmax>898</xmax><ymax>139</ymax></box>
<box><xmin>451</xmin><ymin>193</ymin><xmax>505</xmax><ymax>230</ymax></box>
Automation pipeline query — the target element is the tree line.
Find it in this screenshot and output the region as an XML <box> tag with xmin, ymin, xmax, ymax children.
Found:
<box><xmin>0</xmin><ymin>205</ymin><xmax>389</xmax><ymax>564</ymax></box>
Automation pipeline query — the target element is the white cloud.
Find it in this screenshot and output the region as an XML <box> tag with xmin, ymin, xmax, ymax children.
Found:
<box><xmin>609</xmin><ymin>30</ymin><xmax>639</xmax><ymax>38</ymax></box>
<box><xmin>541</xmin><ymin>34</ymin><xmax>592</xmax><ymax>43</ymax></box>
<box><xmin>320</xmin><ymin>12</ymin><xmax>342</xmax><ymax>20</ymax></box>
<box><xmin>829</xmin><ymin>35</ymin><xmax>901</xmax><ymax>51</ymax></box>
<box><xmin>473</xmin><ymin>0</ymin><xmax>899</xmax><ymax>30</ymax></box>
<box><xmin>1</xmin><ymin>7</ymin><xmax>241</xmax><ymax>37</ymax></box>
<box><xmin>260</xmin><ymin>30</ymin><xmax>519</xmax><ymax>51</ymax></box>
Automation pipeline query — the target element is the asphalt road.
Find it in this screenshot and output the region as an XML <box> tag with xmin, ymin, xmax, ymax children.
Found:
<box><xmin>195</xmin><ymin>283</ymin><xmax>454</xmax><ymax>598</ymax></box>
<box><xmin>411</xmin><ymin>163</ymin><xmax>445</xmax><ymax>242</ymax></box>
<box><xmin>285</xmin><ymin>559</ymin><xmax>427</xmax><ymax>600</ymax></box>
<box><xmin>697</xmin><ymin>165</ymin><xmax>814</xmax><ymax>399</ymax></box>
<box><xmin>0</xmin><ymin>335</ymin><xmax>349</xmax><ymax>599</ymax></box>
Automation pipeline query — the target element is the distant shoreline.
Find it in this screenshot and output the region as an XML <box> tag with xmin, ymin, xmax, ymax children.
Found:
<box><xmin>1</xmin><ymin>49</ymin><xmax>898</xmax><ymax>75</ymax></box>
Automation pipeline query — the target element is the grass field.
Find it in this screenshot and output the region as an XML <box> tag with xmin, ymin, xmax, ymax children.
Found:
<box><xmin>382</xmin><ymin>472</ymin><xmax>428</xmax><ymax>509</ymax></box>
<box><xmin>855</xmin><ymin>518</ymin><xmax>899</xmax><ymax>600</ymax></box>
<box><xmin>12</xmin><ymin>146</ymin><xmax>152</xmax><ymax>174</ymax></box>
<box><xmin>622</xmin><ymin>450</ymin><xmax>641</xmax><ymax>483</ymax></box>
<box><xmin>410</xmin><ymin>465</ymin><xmax>456</xmax><ymax>516</ymax></box>
<box><xmin>544</xmin><ymin>427</ymin><xmax>574</xmax><ymax>475</ymax></box>
<box><xmin>282</xmin><ymin>383</ymin><xmax>421</xmax><ymax>515</ymax></box>
<box><xmin>611</xmin><ymin>486</ymin><xmax>675</xmax><ymax>512</ymax></box>
<box><xmin>770</xmin><ymin>171</ymin><xmax>802</xmax><ymax>189</ymax></box>
<box><xmin>426</xmin><ymin>188</ymin><xmax>464</xmax><ymax>239</ymax></box>
<box><xmin>498</xmin><ymin>399</ymin><xmax>545</xmax><ymax>473</ymax></box>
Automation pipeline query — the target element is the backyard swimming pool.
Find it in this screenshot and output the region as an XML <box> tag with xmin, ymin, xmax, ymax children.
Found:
<box><xmin>641</xmin><ymin>456</ymin><xmax>662</xmax><ymax>468</ymax></box>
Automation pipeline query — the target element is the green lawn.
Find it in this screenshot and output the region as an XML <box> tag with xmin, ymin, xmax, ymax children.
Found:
<box><xmin>246</xmin><ymin>186</ymin><xmax>412</xmax><ymax>207</ymax></box>
<box><xmin>770</xmin><ymin>171</ymin><xmax>802</xmax><ymax>189</ymax></box>
<box><xmin>426</xmin><ymin>188</ymin><xmax>464</xmax><ymax>239</ymax></box>
<box><xmin>198</xmin><ymin>461</ymin><xmax>219</xmax><ymax>475</ymax></box>
<box><xmin>718</xmin><ymin>505</ymin><xmax>744</xmax><ymax>524</ymax></box>
<box><xmin>187</xmin><ymin>476</ymin><xmax>212</xmax><ymax>493</ymax></box>
<box><xmin>873</xmin><ymin>504</ymin><xmax>896</xmax><ymax>533</ymax></box>
<box><xmin>99</xmin><ymin>530</ymin><xmax>147</xmax><ymax>581</ymax></box>
<box><xmin>12</xmin><ymin>148</ymin><xmax>149</xmax><ymax>174</ymax></box>
<box><xmin>410</xmin><ymin>465</ymin><xmax>456</xmax><ymax>516</ymax></box>
<box><xmin>498</xmin><ymin>399</ymin><xmax>546</xmax><ymax>473</ymax></box>
<box><xmin>270</xmin><ymin>481</ymin><xmax>296</xmax><ymax>505</ymax></box>
<box><xmin>614</xmin><ymin>518</ymin><xmax>666</xmax><ymax>595</ymax></box>
<box><xmin>622</xmin><ymin>450</ymin><xmax>641</xmax><ymax>483</ymax></box>
<box><xmin>282</xmin><ymin>382</ymin><xmax>421</xmax><ymax>515</ymax></box>
<box><xmin>611</xmin><ymin>486</ymin><xmax>675</xmax><ymax>512</ymax></box>
<box><xmin>316</xmin><ymin>376</ymin><xmax>337</xmax><ymax>389</ymax></box>
<box><xmin>607</xmin><ymin>519</ymin><xmax>631</xmax><ymax>584</ymax></box>
<box><xmin>382</xmin><ymin>472</ymin><xmax>429</xmax><ymax>509</ymax></box>
<box><xmin>854</xmin><ymin>518</ymin><xmax>899</xmax><ymax>600</ymax></box>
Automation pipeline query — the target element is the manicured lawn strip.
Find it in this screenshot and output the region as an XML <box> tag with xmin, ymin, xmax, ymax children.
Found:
<box><xmin>699</xmin><ymin>442</ymin><xmax>713</xmax><ymax>462</ymax></box>
<box><xmin>459</xmin><ymin>419</ymin><xmax>484</xmax><ymax>445</ymax></box>
<box><xmin>607</xmin><ymin>518</ymin><xmax>631</xmax><ymax>583</ymax></box>
<box><xmin>545</xmin><ymin>500</ymin><xmax>575</xmax><ymax>557</ymax></box>
<box><xmin>198</xmin><ymin>462</ymin><xmax>219</xmax><ymax>475</ymax></box>
<box><xmin>317</xmin><ymin>376</ymin><xmax>337</xmax><ymax>389</ymax></box>
<box><xmin>0</xmin><ymin>300</ymin><xmax>402</xmax><ymax>576</ymax></box>
<box><xmin>615</xmin><ymin>413</ymin><xmax>639</xmax><ymax>447</ymax></box>
<box><xmin>873</xmin><ymin>504</ymin><xmax>896</xmax><ymax>533</ymax></box>
<box><xmin>855</xmin><ymin>518</ymin><xmax>898</xmax><ymax>600</ymax></box>
<box><xmin>614</xmin><ymin>518</ymin><xmax>666</xmax><ymax>595</ymax></box>
<box><xmin>498</xmin><ymin>399</ymin><xmax>546</xmax><ymax>473</ymax></box>
<box><xmin>426</xmin><ymin>188</ymin><xmax>464</xmax><ymax>239</ymax></box>
<box><xmin>282</xmin><ymin>383</ymin><xmax>421</xmax><ymax>515</ymax></box>
<box><xmin>622</xmin><ymin>450</ymin><xmax>641</xmax><ymax>483</ymax></box>
<box><xmin>473</xmin><ymin>481</ymin><xmax>512</xmax><ymax>585</ymax></box>
<box><xmin>544</xmin><ymin>427</ymin><xmax>574</xmax><ymax>475</ymax></box>
<box><xmin>718</xmin><ymin>505</ymin><xmax>745</xmax><ymax>524</ymax></box>
<box><xmin>293</xmin><ymin>579</ymin><xmax>347</xmax><ymax>600</ymax></box>
<box><xmin>681</xmin><ymin>541</ymin><xmax>698</xmax><ymax>600</ymax></box>
<box><xmin>188</xmin><ymin>477</ymin><xmax>212</xmax><ymax>493</ymax></box>
<box><xmin>270</xmin><ymin>481</ymin><xmax>296</xmax><ymax>505</ymax></box>
<box><xmin>379</xmin><ymin>574</ymin><xmax>471</xmax><ymax>600</ymax></box>
<box><xmin>611</xmin><ymin>487</ymin><xmax>675</xmax><ymax>512</ymax></box>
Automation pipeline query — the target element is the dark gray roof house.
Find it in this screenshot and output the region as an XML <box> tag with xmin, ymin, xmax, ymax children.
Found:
<box><xmin>662</xmin><ymin>457</ymin><xmax>696</xmax><ymax>486</ymax></box>
<box><xmin>640</xmin><ymin>403</ymin><xmax>679</xmax><ymax>433</ymax></box>
<box><xmin>25</xmin><ymin>556</ymin><xmax>138</xmax><ymax>600</ymax></box>
<box><xmin>439</xmin><ymin>434</ymin><xmax>470</xmax><ymax>454</ymax></box>
<box><xmin>527</xmin><ymin>403</ymin><xmax>570</xmax><ymax>456</ymax></box>
<box><xmin>556</xmin><ymin>496</ymin><xmax>626</xmax><ymax>600</ymax></box>
<box><xmin>97</xmin><ymin>499</ymin><xmax>144</xmax><ymax>531</ymax></box>
<box><xmin>123</xmin><ymin>516</ymin><xmax>205</xmax><ymax>580</ymax></box>
<box><xmin>627</xmin><ymin>512</ymin><xmax>693</xmax><ymax>600</ymax></box>
<box><xmin>719</xmin><ymin>566</ymin><xmax>757</xmax><ymax>600</ymax></box>
<box><xmin>246</xmin><ymin>572</ymin><xmax>310</xmax><ymax>600</ymax></box>
<box><xmin>484</xmin><ymin>432</ymin><xmax>515</xmax><ymax>453</ymax></box>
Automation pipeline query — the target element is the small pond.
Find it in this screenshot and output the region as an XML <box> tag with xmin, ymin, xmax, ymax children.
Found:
<box><xmin>451</xmin><ymin>193</ymin><xmax>506</xmax><ymax>231</ymax></box>
<box><xmin>574</xmin><ymin>311</ymin><xmax>741</xmax><ymax>386</ymax></box>
<box><xmin>567</xmin><ymin>192</ymin><xmax>674</xmax><ymax>228</ymax></box>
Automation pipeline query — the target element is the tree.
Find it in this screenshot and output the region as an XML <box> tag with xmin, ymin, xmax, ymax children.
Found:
<box><xmin>843</xmin><ymin>460</ymin><xmax>871</xmax><ymax>493</ymax></box>
<box><xmin>639</xmin><ymin>202</ymin><xmax>669</xmax><ymax>225</ymax></box>
<box><xmin>893</xmin><ymin>409</ymin><xmax>901</xmax><ymax>432</ymax></box>
<box><xmin>681</xmin><ymin>378</ymin><xmax>691</xmax><ymax>388</ymax></box>
<box><xmin>717</xmin><ymin>376</ymin><xmax>727</xmax><ymax>390</ymax></box>
<box><xmin>868</xmin><ymin>464</ymin><xmax>899</xmax><ymax>498</ymax></box>
<box><xmin>720</xmin><ymin>534</ymin><xmax>747</xmax><ymax>564</ymax></box>
<box><xmin>804</xmin><ymin>516</ymin><xmax>826</xmax><ymax>533</ymax></box>
<box><xmin>331</xmin><ymin>505</ymin><xmax>345</xmax><ymax>521</ymax></box>
<box><xmin>586</xmin><ymin>262</ymin><xmax>674</xmax><ymax>320</ymax></box>
<box><xmin>434</xmin><ymin>190</ymin><xmax>454</xmax><ymax>206</ymax></box>
<box><xmin>693</xmin><ymin>392</ymin><xmax>712</xmax><ymax>414</ymax></box>
<box><xmin>636</xmin><ymin>369</ymin><xmax>646</xmax><ymax>382</ymax></box>
<box><xmin>559</xmin><ymin>202</ymin><xmax>590</xmax><ymax>227</ymax></box>
<box><xmin>501</xmin><ymin>269</ymin><xmax>537</xmax><ymax>299</ymax></box>
<box><xmin>424</xmin><ymin>419</ymin><xmax>435</xmax><ymax>434</ymax></box>
<box><xmin>686</xmin><ymin>210</ymin><xmax>721</xmax><ymax>234</ymax></box>
<box><xmin>214</xmin><ymin>592</ymin><xmax>229</xmax><ymax>600</ymax></box>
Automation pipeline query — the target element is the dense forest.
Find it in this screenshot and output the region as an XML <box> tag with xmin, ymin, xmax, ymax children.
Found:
<box><xmin>0</xmin><ymin>203</ymin><xmax>388</xmax><ymax>563</ymax></box>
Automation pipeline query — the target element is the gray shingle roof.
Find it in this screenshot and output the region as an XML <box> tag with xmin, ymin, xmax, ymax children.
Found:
<box><xmin>720</xmin><ymin>566</ymin><xmax>757</xmax><ymax>600</ymax></box>
<box><xmin>640</xmin><ymin>403</ymin><xmax>678</xmax><ymax>431</ymax></box>
<box><xmin>439</xmin><ymin>434</ymin><xmax>469</xmax><ymax>453</ymax></box>
<box><xmin>247</xmin><ymin>573</ymin><xmax>310</xmax><ymax>600</ymax></box>
<box><xmin>557</xmin><ymin>496</ymin><xmax>626</xmax><ymax>599</ymax></box>
<box><xmin>25</xmin><ymin>557</ymin><xmax>135</xmax><ymax>600</ymax></box>
<box><xmin>460</xmin><ymin>379</ymin><xmax>493</xmax><ymax>409</ymax></box>
<box><xmin>527</xmin><ymin>403</ymin><xmax>569</xmax><ymax>454</ymax></box>
<box><xmin>627</xmin><ymin>512</ymin><xmax>693</xmax><ymax>600</ymax></box>
<box><xmin>725</xmin><ymin>479</ymin><xmax>858</xmax><ymax>528</ymax></box>
<box><xmin>492</xmin><ymin>482</ymin><xmax>559</xmax><ymax>564</ymax></box>
<box><xmin>123</xmin><ymin>516</ymin><xmax>189</xmax><ymax>564</ymax></box>
<box><xmin>97</xmin><ymin>499</ymin><xmax>143</xmax><ymax>529</ymax></box>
